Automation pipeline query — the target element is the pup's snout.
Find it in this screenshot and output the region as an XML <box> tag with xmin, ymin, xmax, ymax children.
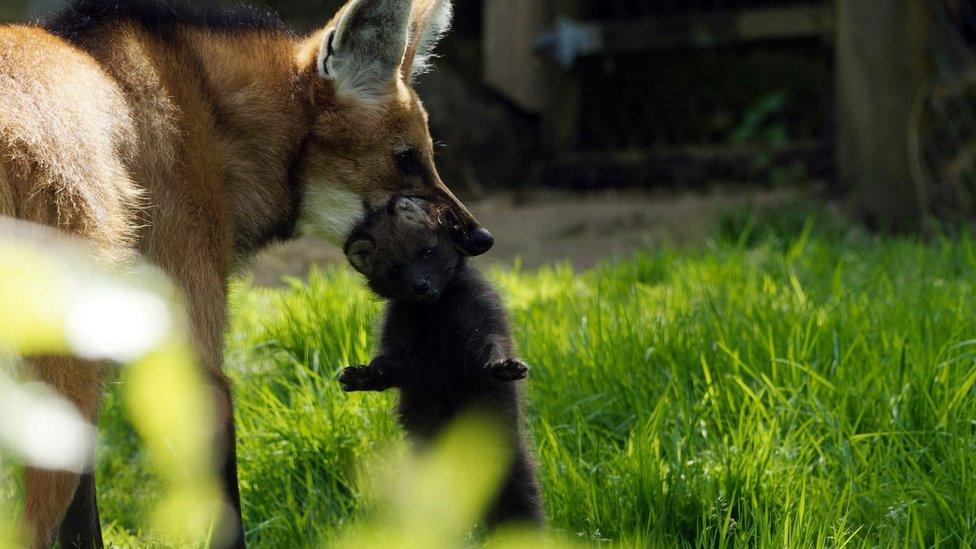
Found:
<box><xmin>412</xmin><ymin>279</ymin><xmax>432</xmax><ymax>297</ymax></box>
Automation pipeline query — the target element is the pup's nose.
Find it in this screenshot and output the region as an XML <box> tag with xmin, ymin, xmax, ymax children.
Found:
<box><xmin>412</xmin><ymin>280</ymin><xmax>431</xmax><ymax>296</ymax></box>
<box><xmin>467</xmin><ymin>226</ymin><xmax>494</xmax><ymax>256</ymax></box>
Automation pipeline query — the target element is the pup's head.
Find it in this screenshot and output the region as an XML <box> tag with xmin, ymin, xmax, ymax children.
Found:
<box><xmin>345</xmin><ymin>197</ymin><xmax>465</xmax><ymax>302</ymax></box>
<box><xmin>293</xmin><ymin>0</ymin><xmax>493</xmax><ymax>256</ymax></box>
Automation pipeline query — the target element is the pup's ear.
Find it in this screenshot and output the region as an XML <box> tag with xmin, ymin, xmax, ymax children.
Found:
<box><xmin>318</xmin><ymin>0</ymin><xmax>410</xmax><ymax>99</ymax></box>
<box><xmin>401</xmin><ymin>0</ymin><xmax>453</xmax><ymax>81</ymax></box>
<box><xmin>391</xmin><ymin>197</ymin><xmax>432</xmax><ymax>227</ymax></box>
<box><xmin>345</xmin><ymin>238</ymin><xmax>375</xmax><ymax>274</ymax></box>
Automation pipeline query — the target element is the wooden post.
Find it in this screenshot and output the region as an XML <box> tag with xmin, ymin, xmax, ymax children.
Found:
<box><xmin>541</xmin><ymin>0</ymin><xmax>581</xmax><ymax>155</ymax></box>
<box><xmin>482</xmin><ymin>0</ymin><xmax>580</xmax><ymax>155</ymax></box>
<box><xmin>483</xmin><ymin>0</ymin><xmax>546</xmax><ymax>113</ymax></box>
<box><xmin>837</xmin><ymin>0</ymin><xmax>930</xmax><ymax>228</ymax></box>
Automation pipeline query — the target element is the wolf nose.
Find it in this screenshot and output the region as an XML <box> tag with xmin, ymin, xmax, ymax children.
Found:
<box><xmin>468</xmin><ymin>227</ymin><xmax>494</xmax><ymax>255</ymax></box>
<box><xmin>413</xmin><ymin>280</ymin><xmax>431</xmax><ymax>296</ymax></box>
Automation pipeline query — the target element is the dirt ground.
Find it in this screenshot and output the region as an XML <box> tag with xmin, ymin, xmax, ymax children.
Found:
<box><xmin>249</xmin><ymin>187</ymin><xmax>803</xmax><ymax>286</ymax></box>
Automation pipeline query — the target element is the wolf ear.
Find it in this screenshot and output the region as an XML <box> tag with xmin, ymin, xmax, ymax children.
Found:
<box><xmin>319</xmin><ymin>0</ymin><xmax>411</xmax><ymax>99</ymax></box>
<box><xmin>346</xmin><ymin>238</ymin><xmax>375</xmax><ymax>273</ymax></box>
<box><xmin>401</xmin><ymin>0</ymin><xmax>453</xmax><ymax>80</ymax></box>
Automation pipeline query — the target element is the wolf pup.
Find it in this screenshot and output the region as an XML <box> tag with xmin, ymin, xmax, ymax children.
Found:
<box><xmin>339</xmin><ymin>197</ymin><xmax>545</xmax><ymax>529</ymax></box>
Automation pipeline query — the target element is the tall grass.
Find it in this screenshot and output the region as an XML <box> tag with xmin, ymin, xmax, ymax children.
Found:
<box><xmin>93</xmin><ymin>225</ymin><xmax>976</xmax><ymax>547</ymax></box>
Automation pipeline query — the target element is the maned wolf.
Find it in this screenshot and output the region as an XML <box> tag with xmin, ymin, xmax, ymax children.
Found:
<box><xmin>0</xmin><ymin>0</ymin><xmax>492</xmax><ymax>547</ymax></box>
<box><xmin>340</xmin><ymin>198</ymin><xmax>545</xmax><ymax>529</ymax></box>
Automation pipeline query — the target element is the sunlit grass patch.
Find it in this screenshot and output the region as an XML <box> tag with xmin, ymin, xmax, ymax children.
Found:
<box><xmin>62</xmin><ymin>225</ymin><xmax>976</xmax><ymax>546</ymax></box>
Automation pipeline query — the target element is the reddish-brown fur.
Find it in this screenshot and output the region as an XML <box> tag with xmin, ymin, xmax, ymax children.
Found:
<box><xmin>0</xmin><ymin>1</ymin><xmax>484</xmax><ymax>547</ymax></box>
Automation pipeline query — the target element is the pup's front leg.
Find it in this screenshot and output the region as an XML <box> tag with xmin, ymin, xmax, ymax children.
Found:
<box><xmin>339</xmin><ymin>355</ymin><xmax>399</xmax><ymax>392</ymax></box>
<box><xmin>475</xmin><ymin>336</ymin><xmax>529</xmax><ymax>382</ymax></box>
<box><xmin>486</xmin><ymin>358</ymin><xmax>530</xmax><ymax>382</ymax></box>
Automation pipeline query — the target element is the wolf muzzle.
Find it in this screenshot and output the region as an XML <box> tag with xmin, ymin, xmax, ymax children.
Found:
<box><xmin>428</xmin><ymin>188</ymin><xmax>494</xmax><ymax>257</ymax></box>
<box><xmin>453</xmin><ymin>224</ymin><xmax>494</xmax><ymax>256</ymax></box>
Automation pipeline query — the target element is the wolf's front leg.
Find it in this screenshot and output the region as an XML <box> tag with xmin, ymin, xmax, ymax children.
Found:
<box><xmin>23</xmin><ymin>356</ymin><xmax>105</xmax><ymax>549</ymax></box>
<box><xmin>171</xmin><ymin>255</ymin><xmax>245</xmax><ymax>548</ymax></box>
<box><xmin>339</xmin><ymin>355</ymin><xmax>400</xmax><ymax>392</ymax></box>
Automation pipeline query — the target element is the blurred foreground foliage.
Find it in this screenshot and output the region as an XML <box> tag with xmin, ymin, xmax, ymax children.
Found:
<box><xmin>0</xmin><ymin>221</ymin><xmax>222</xmax><ymax>547</ymax></box>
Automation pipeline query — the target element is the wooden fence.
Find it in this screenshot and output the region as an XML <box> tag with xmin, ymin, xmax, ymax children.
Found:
<box><xmin>484</xmin><ymin>0</ymin><xmax>970</xmax><ymax>224</ymax></box>
<box><xmin>484</xmin><ymin>1</ymin><xmax>836</xmax><ymax>189</ymax></box>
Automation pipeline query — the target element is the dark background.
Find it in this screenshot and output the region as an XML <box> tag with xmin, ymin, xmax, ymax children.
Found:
<box><xmin>2</xmin><ymin>1</ymin><xmax>975</xmax><ymax>273</ymax></box>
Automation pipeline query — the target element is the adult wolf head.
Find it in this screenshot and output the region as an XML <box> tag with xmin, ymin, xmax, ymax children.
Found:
<box><xmin>294</xmin><ymin>0</ymin><xmax>493</xmax><ymax>256</ymax></box>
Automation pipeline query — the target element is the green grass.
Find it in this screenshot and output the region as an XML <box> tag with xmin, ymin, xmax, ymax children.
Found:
<box><xmin>92</xmin><ymin>224</ymin><xmax>976</xmax><ymax>547</ymax></box>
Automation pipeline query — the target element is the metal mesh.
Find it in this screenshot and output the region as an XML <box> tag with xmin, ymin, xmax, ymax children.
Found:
<box><xmin>572</xmin><ymin>1</ymin><xmax>833</xmax><ymax>153</ymax></box>
<box><xmin>915</xmin><ymin>0</ymin><xmax>976</xmax><ymax>220</ymax></box>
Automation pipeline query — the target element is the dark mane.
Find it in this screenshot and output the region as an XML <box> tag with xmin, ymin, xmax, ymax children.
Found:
<box><xmin>45</xmin><ymin>0</ymin><xmax>289</xmax><ymax>41</ymax></box>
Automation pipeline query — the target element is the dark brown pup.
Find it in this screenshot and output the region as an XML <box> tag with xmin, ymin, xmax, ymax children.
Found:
<box><xmin>340</xmin><ymin>198</ymin><xmax>545</xmax><ymax>529</ymax></box>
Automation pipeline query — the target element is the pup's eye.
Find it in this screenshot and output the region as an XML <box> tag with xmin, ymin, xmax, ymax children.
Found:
<box><xmin>421</xmin><ymin>247</ymin><xmax>436</xmax><ymax>258</ymax></box>
<box><xmin>395</xmin><ymin>149</ymin><xmax>424</xmax><ymax>177</ymax></box>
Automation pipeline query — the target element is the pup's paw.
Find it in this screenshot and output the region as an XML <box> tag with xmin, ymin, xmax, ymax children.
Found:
<box><xmin>338</xmin><ymin>366</ymin><xmax>378</xmax><ymax>392</ymax></box>
<box><xmin>487</xmin><ymin>359</ymin><xmax>530</xmax><ymax>381</ymax></box>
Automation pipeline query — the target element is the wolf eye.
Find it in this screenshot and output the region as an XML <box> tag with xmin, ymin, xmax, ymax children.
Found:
<box><xmin>395</xmin><ymin>149</ymin><xmax>424</xmax><ymax>177</ymax></box>
<box><xmin>421</xmin><ymin>246</ymin><xmax>436</xmax><ymax>258</ymax></box>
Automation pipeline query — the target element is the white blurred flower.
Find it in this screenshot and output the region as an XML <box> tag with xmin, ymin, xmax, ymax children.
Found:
<box><xmin>0</xmin><ymin>373</ymin><xmax>95</xmax><ymax>473</ymax></box>
<box><xmin>66</xmin><ymin>283</ymin><xmax>172</xmax><ymax>363</ymax></box>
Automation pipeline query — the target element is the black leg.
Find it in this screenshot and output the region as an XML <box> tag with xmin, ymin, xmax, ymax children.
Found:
<box><xmin>339</xmin><ymin>355</ymin><xmax>401</xmax><ymax>392</ymax></box>
<box><xmin>486</xmin><ymin>359</ymin><xmax>530</xmax><ymax>382</ymax></box>
<box><xmin>339</xmin><ymin>365</ymin><xmax>386</xmax><ymax>392</ymax></box>
<box><xmin>484</xmin><ymin>450</ymin><xmax>546</xmax><ymax>530</ymax></box>
<box><xmin>220</xmin><ymin>417</ymin><xmax>246</xmax><ymax>549</ymax></box>
<box><xmin>207</xmin><ymin>371</ymin><xmax>246</xmax><ymax>549</ymax></box>
<box><xmin>57</xmin><ymin>472</ymin><xmax>103</xmax><ymax>549</ymax></box>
